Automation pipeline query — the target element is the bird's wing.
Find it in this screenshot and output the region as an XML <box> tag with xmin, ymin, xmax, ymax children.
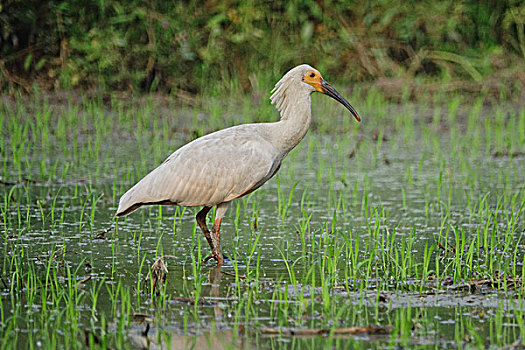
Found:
<box><xmin>116</xmin><ymin>126</ymin><xmax>281</xmax><ymax>215</ymax></box>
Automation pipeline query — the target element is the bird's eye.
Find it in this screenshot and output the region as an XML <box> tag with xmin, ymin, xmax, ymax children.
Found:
<box><xmin>309</xmin><ymin>73</ymin><xmax>315</xmax><ymax>78</ymax></box>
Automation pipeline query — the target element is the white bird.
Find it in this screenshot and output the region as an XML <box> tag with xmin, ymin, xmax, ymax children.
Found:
<box><xmin>116</xmin><ymin>64</ymin><xmax>360</xmax><ymax>265</ymax></box>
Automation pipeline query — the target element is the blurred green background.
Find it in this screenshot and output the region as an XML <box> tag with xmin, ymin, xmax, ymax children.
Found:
<box><xmin>1</xmin><ymin>0</ymin><xmax>524</xmax><ymax>98</ymax></box>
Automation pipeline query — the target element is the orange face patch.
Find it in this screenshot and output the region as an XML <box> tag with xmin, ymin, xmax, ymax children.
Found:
<box><xmin>302</xmin><ymin>70</ymin><xmax>324</xmax><ymax>93</ymax></box>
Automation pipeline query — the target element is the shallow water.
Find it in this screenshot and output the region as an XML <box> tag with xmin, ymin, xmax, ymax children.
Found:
<box><xmin>1</xmin><ymin>99</ymin><xmax>524</xmax><ymax>348</ymax></box>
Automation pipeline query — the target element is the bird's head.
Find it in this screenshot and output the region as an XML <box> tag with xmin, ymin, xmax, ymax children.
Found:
<box><xmin>299</xmin><ymin>65</ymin><xmax>360</xmax><ymax>122</ymax></box>
<box><xmin>271</xmin><ymin>64</ymin><xmax>360</xmax><ymax>122</ymax></box>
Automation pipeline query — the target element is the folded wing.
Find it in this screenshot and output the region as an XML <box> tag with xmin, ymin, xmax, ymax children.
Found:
<box><xmin>116</xmin><ymin>126</ymin><xmax>281</xmax><ymax>216</ymax></box>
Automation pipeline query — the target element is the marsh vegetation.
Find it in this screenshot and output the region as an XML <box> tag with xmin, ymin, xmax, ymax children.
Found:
<box><xmin>0</xmin><ymin>88</ymin><xmax>524</xmax><ymax>348</ymax></box>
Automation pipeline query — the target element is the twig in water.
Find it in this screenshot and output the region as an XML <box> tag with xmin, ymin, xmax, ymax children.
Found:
<box><xmin>221</xmin><ymin>271</ymin><xmax>246</xmax><ymax>279</ymax></box>
<box><xmin>141</xmin><ymin>323</ymin><xmax>150</xmax><ymax>337</ymax></box>
<box><xmin>0</xmin><ymin>276</ymin><xmax>8</xmax><ymax>290</ymax></box>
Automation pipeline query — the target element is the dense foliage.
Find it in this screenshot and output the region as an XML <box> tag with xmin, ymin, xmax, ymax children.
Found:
<box><xmin>1</xmin><ymin>0</ymin><xmax>524</xmax><ymax>94</ymax></box>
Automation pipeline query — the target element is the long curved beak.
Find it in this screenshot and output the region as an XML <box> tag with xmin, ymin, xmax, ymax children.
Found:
<box><xmin>320</xmin><ymin>78</ymin><xmax>361</xmax><ymax>122</ymax></box>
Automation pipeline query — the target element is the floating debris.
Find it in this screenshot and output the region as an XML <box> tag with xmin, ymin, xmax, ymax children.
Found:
<box><xmin>77</xmin><ymin>275</ymin><xmax>91</xmax><ymax>285</ymax></box>
<box><xmin>94</xmin><ymin>225</ymin><xmax>114</xmax><ymax>240</ymax></box>
<box><xmin>170</xmin><ymin>297</ymin><xmax>219</xmax><ymax>306</ymax></box>
<box><xmin>221</xmin><ymin>271</ymin><xmax>246</xmax><ymax>279</ymax></box>
<box><xmin>261</xmin><ymin>324</ymin><xmax>392</xmax><ymax>336</ymax></box>
<box><xmin>146</xmin><ymin>257</ymin><xmax>168</xmax><ymax>295</ymax></box>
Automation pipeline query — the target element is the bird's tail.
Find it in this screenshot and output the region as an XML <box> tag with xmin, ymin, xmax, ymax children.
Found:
<box><xmin>115</xmin><ymin>187</ymin><xmax>142</xmax><ymax>217</ymax></box>
<box><xmin>115</xmin><ymin>187</ymin><xmax>176</xmax><ymax>217</ymax></box>
<box><xmin>115</xmin><ymin>202</ymin><xmax>142</xmax><ymax>217</ymax></box>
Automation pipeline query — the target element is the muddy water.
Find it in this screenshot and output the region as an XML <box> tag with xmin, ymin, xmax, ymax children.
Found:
<box><xmin>1</xmin><ymin>106</ymin><xmax>525</xmax><ymax>349</ymax></box>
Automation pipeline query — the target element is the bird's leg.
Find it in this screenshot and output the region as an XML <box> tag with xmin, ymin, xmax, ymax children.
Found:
<box><xmin>211</xmin><ymin>218</ymin><xmax>223</xmax><ymax>265</ymax></box>
<box><xmin>196</xmin><ymin>206</ymin><xmax>215</xmax><ymax>259</ymax></box>
<box><xmin>210</xmin><ymin>202</ymin><xmax>231</xmax><ymax>266</ymax></box>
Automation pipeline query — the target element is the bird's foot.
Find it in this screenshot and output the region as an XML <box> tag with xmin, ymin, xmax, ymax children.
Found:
<box><xmin>201</xmin><ymin>254</ymin><xmax>217</xmax><ymax>264</ymax></box>
<box><xmin>202</xmin><ymin>253</ymin><xmax>227</xmax><ymax>265</ymax></box>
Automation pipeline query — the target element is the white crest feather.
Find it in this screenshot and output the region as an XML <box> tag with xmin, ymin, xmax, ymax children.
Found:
<box><xmin>270</xmin><ymin>64</ymin><xmax>314</xmax><ymax>120</ymax></box>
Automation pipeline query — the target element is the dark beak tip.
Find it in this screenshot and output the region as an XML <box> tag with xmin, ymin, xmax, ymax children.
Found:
<box><xmin>321</xmin><ymin>79</ymin><xmax>361</xmax><ymax>122</ymax></box>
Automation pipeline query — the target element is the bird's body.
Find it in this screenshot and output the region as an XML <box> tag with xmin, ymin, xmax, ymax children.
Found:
<box><xmin>118</xmin><ymin>122</ymin><xmax>291</xmax><ymax>213</ymax></box>
<box><xmin>116</xmin><ymin>64</ymin><xmax>360</xmax><ymax>265</ymax></box>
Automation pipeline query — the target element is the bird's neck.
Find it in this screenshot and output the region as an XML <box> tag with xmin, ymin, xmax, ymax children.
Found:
<box><xmin>273</xmin><ymin>93</ymin><xmax>312</xmax><ymax>155</ymax></box>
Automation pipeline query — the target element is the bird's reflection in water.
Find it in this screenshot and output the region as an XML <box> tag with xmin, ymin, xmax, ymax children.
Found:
<box><xmin>204</xmin><ymin>266</ymin><xmax>224</xmax><ymax>320</ymax></box>
<box><xmin>130</xmin><ymin>267</ymin><xmax>249</xmax><ymax>350</ymax></box>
